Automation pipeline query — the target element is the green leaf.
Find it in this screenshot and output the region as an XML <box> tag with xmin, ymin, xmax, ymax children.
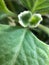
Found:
<box><xmin>0</xmin><ymin>24</ymin><xmax>10</xmax><ymax>30</ymax></box>
<box><xmin>0</xmin><ymin>10</ymin><xmax>7</xmax><ymax>20</ymax></box>
<box><xmin>19</xmin><ymin>0</ymin><xmax>34</xmax><ymax>10</ymax></box>
<box><xmin>18</xmin><ymin>11</ymin><xmax>42</xmax><ymax>28</ymax></box>
<box><xmin>0</xmin><ymin>25</ymin><xmax>49</xmax><ymax>65</ymax></box>
<box><xmin>0</xmin><ymin>2</ymin><xmax>7</xmax><ymax>20</ymax></box>
<box><xmin>15</xmin><ymin>29</ymin><xmax>49</xmax><ymax>65</ymax></box>
<box><xmin>18</xmin><ymin>11</ymin><xmax>32</xmax><ymax>27</ymax></box>
<box><xmin>0</xmin><ymin>0</ymin><xmax>10</xmax><ymax>14</ymax></box>
<box><xmin>29</xmin><ymin>13</ymin><xmax>43</xmax><ymax>28</ymax></box>
<box><xmin>20</xmin><ymin>0</ymin><xmax>49</xmax><ymax>14</ymax></box>
<box><xmin>0</xmin><ymin>0</ymin><xmax>17</xmax><ymax>18</ymax></box>
<box><xmin>0</xmin><ymin>25</ymin><xmax>26</xmax><ymax>65</ymax></box>
<box><xmin>32</xmin><ymin>0</ymin><xmax>49</xmax><ymax>14</ymax></box>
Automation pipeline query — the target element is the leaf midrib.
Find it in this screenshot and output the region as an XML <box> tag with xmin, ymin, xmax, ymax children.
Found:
<box><xmin>12</xmin><ymin>29</ymin><xmax>27</xmax><ymax>65</ymax></box>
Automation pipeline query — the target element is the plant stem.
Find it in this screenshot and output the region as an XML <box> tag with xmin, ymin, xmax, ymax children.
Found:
<box><xmin>0</xmin><ymin>0</ymin><xmax>17</xmax><ymax>18</ymax></box>
<box><xmin>38</xmin><ymin>24</ymin><xmax>49</xmax><ymax>35</ymax></box>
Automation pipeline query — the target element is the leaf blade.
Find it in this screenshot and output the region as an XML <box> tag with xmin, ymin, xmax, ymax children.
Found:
<box><xmin>20</xmin><ymin>0</ymin><xmax>49</xmax><ymax>14</ymax></box>
<box><xmin>0</xmin><ymin>25</ymin><xmax>49</xmax><ymax>65</ymax></box>
<box><xmin>0</xmin><ymin>25</ymin><xmax>26</xmax><ymax>65</ymax></box>
<box><xmin>15</xmin><ymin>30</ymin><xmax>49</xmax><ymax>65</ymax></box>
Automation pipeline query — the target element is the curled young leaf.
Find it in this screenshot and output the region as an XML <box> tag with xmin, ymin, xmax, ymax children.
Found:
<box><xmin>18</xmin><ymin>11</ymin><xmax>32</xmax><ymax>27</ymax></box>
<box><xmin>29</xmin><ymin>14</ymin><xmax>43</xmax><ymax>28</ymax></box>
<box><xmin>18</xmin><ymin>11</ymin><xmax>43</xmax><ymax>28</ymax></box>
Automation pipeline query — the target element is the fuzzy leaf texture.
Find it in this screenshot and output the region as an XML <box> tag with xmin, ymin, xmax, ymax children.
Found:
<box><xmin>20</xmin><ymin>0</ymin><xmax>49</xmax><ymax>14</ymax></box>
<box><xmin>0</xmin><ymin>25</ymin><xmax>49</xmax><ymax>65</ymax></box>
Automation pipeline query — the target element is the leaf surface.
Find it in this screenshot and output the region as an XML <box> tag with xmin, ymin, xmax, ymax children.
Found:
<box><xmin>0</xmin><ymin>25</ymin><xmax>49</xmax><ymax>65</ymax></box>
<box><xmin>20</xmin><ymin>0</ymin><xmax>49</xmax><ymax>14</ymax></box>
<box><xmin>15</xmin><ymin>29</ymin><xmax>49</xmax><ymax>65</ymax></box>
<box><xmin>0</xmin><ymin>25</ymin><xmax>26</xmax><ymax>65</ymax></box>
